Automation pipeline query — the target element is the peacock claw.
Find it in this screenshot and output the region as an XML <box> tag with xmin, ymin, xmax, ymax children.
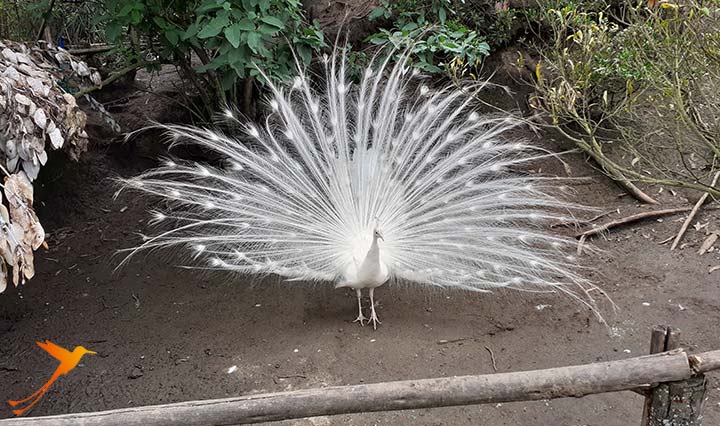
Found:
<box><xmin>369</xmin><ymin>310</ymin><xmax>381</xmax><ymax>330</ymax></box>
<box><xmin>353</xmin><ymin>313</ymin><xmax>368</xmax><ymax>326</ymax></box>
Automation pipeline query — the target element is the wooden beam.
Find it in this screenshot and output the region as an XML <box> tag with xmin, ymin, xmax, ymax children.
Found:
<box><xmin>0</xmin><ymin>350</ymin><xmax>694</xmax><ymax>426</ymax></box>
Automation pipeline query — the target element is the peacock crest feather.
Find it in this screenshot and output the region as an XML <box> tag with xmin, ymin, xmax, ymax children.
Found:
<box><xmin>121</xmin><ymin>48</ymin><xmax>606</xmax><ymax>328</ymax></box>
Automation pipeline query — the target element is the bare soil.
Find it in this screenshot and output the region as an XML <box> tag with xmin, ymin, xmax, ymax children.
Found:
<box><xmin>1</xmin><ymin>70</ymin><xmax>719</xmax><ymax>426</ymax></box>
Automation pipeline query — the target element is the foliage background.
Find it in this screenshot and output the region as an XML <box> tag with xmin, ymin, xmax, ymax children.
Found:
<box><xmin>2</xmin><ymin>0</ymin><xmax>719</xmax><ymax>199</ymax></box>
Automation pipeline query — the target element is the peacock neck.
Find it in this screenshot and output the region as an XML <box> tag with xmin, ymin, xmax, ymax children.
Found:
<box><xmin>366</xmin><ymin>236</ymin><xmax>380</xmax><ymax>263</ymax></box>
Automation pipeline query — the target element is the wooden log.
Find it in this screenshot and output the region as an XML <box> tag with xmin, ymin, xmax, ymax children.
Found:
<box><xmin>66</xmin><ymin>45</ymin><xmax>115</xmax><ymax>55</ymax></box>
<box><xmin>689</xmin><ymin>350</ymin><xmax>720</xmax><ymax>374</ymax></box>
<box><xmin>0</xmin><ymin>350</ymin><xmax>693</xmax><ymax>426</ymax></box>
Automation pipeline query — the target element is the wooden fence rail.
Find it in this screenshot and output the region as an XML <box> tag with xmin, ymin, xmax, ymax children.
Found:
<box><xmin>1</xmin><ymin>344</ymin><xmax>718</xmax><ymax>426</ymax></box>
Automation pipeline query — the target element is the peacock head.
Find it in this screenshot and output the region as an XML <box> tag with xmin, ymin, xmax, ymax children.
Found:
<box><xmin>373</xmin><ymin>228</ymin><xmax>384</xmax><ymax>242</ymax></box>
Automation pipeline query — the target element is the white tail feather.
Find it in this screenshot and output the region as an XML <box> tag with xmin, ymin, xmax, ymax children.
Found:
<box><xmin>121</xmin><ymin>49</ymin><xmax>607</xmax><ymax>319</ymax></box>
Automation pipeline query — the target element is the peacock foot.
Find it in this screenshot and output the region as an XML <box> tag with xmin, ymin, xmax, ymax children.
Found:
<box><xmin>369</xmin><ymin>309</ymin><xmax>381</xmax><ymax>330</ymax></box>
<box><xmin>353</xmin><ymin>312</ymin><xmax>368</xmax><ymax>326</ymax></box>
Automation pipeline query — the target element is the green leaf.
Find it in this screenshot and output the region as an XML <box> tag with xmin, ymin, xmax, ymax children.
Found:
<box><xmin>296</xmin><ymin>44</ymin><xmax>311</xmax><ymax>64</ymax></box>
<box><xmin>130</xmin><ymin>9</ymin><xmax>143</xmax><ymax>25</ymax></box>
<box><xmin>118</xmin><ymin>3</ymin><xmax>134</xmax><ymax>17</ymax></box>
<box><xmin>222</xmin><ymin>70</ymin><xmax>239</xmax><ymax>90</ymax></box>
<box><xmin>438</xmin><ymin>8</ymin><xmax>447</xmax><ymax>23</ymax></box>
<box><xmin>183</xmin><ymin>22</ymin><xmax>200</xmax><ymax>40</ymax></box>
<box><xmin>247</xmin><ymin>32</ymin><xmax>262</xmax><ymax>53</ymax></box>
<box><xmin>416</xmin><ymin>62</ymin><xmax>442</xmax><ymax>73</ymax></box>
<box><xmin>258</xmin><ymin>23</ymin><xmax>280</xmax><ymax>35</ymax></box>
<box><xmin>236</xmin><ymin>19</ymin><xmax>255</xmax><ymax>31</ymax></box>
<box><xmin>368</xmin><ymin>7</ymin><xmax>385</xmax><ymax>20</ymax></box>
<box><xmin>224</xmin><ymin>24</ymin><xmax>243</xmax><ymax>48</ymax></box>
<box><xmin>228</xmin><ymin>46</ymin><xmax>247</xmax><ymax>65</ymax></box>
<box><xmin>165</xmin><ymin>30</ymin><xmax>179</xmax><ymax>46</ymax></box>
<box><xmin>401</xmin><ymin>22</ymin><xmax>418</xmax><ymax>32</ymax></box>
<box><xmin>196</xmin><ymin>60</ymin><xmax>223</xmax><ymax>73</ymax></box>
<box><xmin>198</xmin><ymin>15</ymin><xmax>229</xmax><ymax>38</ymax></box>
<box><xmin>153</xmin><ymin>16</ymin><xmax>168</xmax><ymax>29</ymax></box>
<box><xmin>260</xmin><ymin>16</ymin><xmax>285</xmax><ymax>30</ymax></box>
<box><xmin>106</xmin><ymin>22</ymin><xmax>122</xmax><ymax>41</ymax></box>
<box><xmin>197</xmin><ymin>0</ymin><xmax>225</xmax><ymax>13</ymax></box>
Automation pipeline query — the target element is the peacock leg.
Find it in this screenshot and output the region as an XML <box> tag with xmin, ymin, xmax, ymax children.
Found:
<box><xmin>352</xmin><ymin>289</ymin><xmax>367</xmax><ymax>326</ymax></box>
<box><xmin>368</xmin><ymin>288</ymin><xmax>382</xmax><ymax>330</ymax></box>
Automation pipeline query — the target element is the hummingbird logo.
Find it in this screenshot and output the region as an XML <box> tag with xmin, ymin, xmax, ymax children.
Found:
<box><xmin>8</xmin><ymin>340</ymin><xmax>96</xmax><ymax>416</ymax></box>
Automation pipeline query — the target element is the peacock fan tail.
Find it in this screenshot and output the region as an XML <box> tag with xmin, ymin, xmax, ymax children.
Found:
<box><xmin>120</xmin><ymin>48</ymin><xmax>609</xmax><ymax>328</ymax></box>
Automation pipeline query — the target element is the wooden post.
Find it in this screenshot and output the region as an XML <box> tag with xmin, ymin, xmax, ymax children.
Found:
<box><xmin>642</xmin><ymin>326</ymin><xmax>708</xmax><ymax>426</ymax></box>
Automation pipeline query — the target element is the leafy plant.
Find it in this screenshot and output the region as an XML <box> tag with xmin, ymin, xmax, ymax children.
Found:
<box><xmin>367</xmin><ymin>0</ymin><xmax>490</xmax><ymax>81</ymax></box>
<box><xmin>99</xmin><ymin>0</ymin><xmax>325</xmax><ymax>117</ymax></box>
<box><xmin>0</xmin><ymin>0</ymin><xmax>107</xmax><ymax>45</ymax></box>
<box><xmin>0</xmin><ymin>0</ymin><xmax>42</xmax><ymax>40</ymax></box>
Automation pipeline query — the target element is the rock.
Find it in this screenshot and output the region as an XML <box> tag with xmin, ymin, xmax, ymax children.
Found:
<box><xmin>128</xmin><ymin>366</ymin><xmax>144</xmax><ymax>379</ymax></box>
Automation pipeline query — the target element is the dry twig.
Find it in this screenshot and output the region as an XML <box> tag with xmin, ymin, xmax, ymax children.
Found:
<box><xmin>670</xmin><ymin>171</ymin><xmax>720</xmax><ymax>250</ymax></box>
<box><xmin>697</xmin><ymin>232</ymin><xmax>719</xmax><ymax>255</ymax></box>
<box><xmin>437</xmin><ymin>338</ymin><xmax>469</xmax><ymax>345</ymax></box>
<box><xmin>484</xmin><ymin>346</ymin><xmax>498</xmax><ymax>372</ymax></box>
<box><xmin>576</xmin><ymin>206</ymin><xmax>720</xmax><ymax>239</ymax></box>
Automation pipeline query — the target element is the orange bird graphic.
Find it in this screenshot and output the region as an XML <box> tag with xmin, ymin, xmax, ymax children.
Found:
<box><xmin>8</xmin><ymin>340</ymin><xmax>96</xmax><ymax>416</ymax></box>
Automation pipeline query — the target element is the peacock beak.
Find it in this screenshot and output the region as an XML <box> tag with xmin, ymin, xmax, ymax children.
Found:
<box><xmin>86</xmin><ymin>350</ymin><xmax>97</xmax><ymax>355</ymax></box>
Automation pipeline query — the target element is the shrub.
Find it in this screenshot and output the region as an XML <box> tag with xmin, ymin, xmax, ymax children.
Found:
<box><xmin>531</xmin><ymin>0</ymin><xmax>720</xmax><ymax>201</ymax></box>
<box><xmin>367</xmin><ymin>0</ymin><xmax>491</xmax><ymax>81</ymax></box>
<box><xmin>99</xmin><ymin>0</ymin><xmax>326</xmax><ymax>116</ymax></box>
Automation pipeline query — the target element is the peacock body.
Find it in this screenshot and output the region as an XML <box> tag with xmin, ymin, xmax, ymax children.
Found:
<box><xmin>123</xmin><ymin>49</ymin><xmax>602</xmax><ymax>329</ymax></box>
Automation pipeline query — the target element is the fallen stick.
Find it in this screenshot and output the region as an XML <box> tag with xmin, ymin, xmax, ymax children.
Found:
<box><xmin>697</xmin><ymin>232</ymin><xmax>719</xmax><ymax>255</ymax></box>
<box><xmin>484</xmin><ymin>346</ymin><xmax>498</xmax><ymax>372</ymax></box>
<box><xmin>73</xmin><ymin>61</ymin><xmax>151</xmax><ymax>98</ymax></box>
<box><xmin>552</xmin><ymin>209</ymin><xmax>616</xmax><ymax>228</ymax></box>
<box><xmin>657</xmin><ymin>235</ymin><xmax>675</xmax><ymax>245</ymax></box>
<box><xmin>575</xmin><ymin>205</ymin><xmax>720</xmax><ymax>239</ymax></box>
<box><xmin>437</xmin><ymin>338</ymin><xmax>469</xmax><ymax>345</ymax></box>
<box><xmin>67</xmin><ymin>45</ymin><xmax>116</xmax><ymax>55</ymax></box>
<box><xmin>670</xmin><ymin>171</ymin><xmax>720</xmax><ymax>250</ymax></box>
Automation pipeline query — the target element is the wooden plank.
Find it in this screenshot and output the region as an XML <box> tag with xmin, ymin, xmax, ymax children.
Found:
<box><xmin>0</xmin><ymin>350</ymin><xmax>693</xmax><ymax>426</ymax></box>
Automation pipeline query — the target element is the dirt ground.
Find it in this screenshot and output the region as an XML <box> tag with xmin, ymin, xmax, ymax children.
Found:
<box><xmin>1</xmin><ymin>70</ymin><xmax>719</xmax><ymax>426</ymax></box>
